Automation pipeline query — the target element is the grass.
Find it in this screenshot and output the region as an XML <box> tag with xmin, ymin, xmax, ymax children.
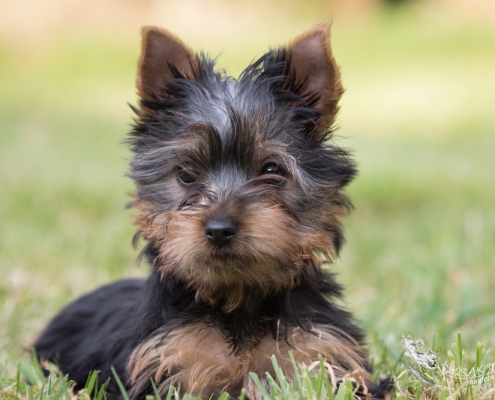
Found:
<box><xmin>2</xmin><ymin>335</ymin><xmax>494</xmax><ymax>399</ymax></box>
<box><xmin>1</xmin><ymin>3</ymin><xmax>495</xmax><ymax>399</ymax></box>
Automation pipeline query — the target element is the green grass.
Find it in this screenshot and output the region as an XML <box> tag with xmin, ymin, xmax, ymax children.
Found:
<box><xmin>1</xmin><ymin>3</ymin><xmax>495</xmax><ymax>399</ymax></box>
<box><xmin>2</xmin><ymin>335</ymin><xmax>494</xmax><ymax>399</ymax></box>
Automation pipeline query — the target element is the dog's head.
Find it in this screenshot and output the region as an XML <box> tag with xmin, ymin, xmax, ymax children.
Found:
<box><xmin>128</xmin><ymin>25</ymin><xmax>356</xmax><ymax>310</ymax></box>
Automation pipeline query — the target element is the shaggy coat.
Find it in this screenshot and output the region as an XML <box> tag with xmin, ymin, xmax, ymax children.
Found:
<box><xmin>35</xmin><ymin>24</ymin><xmax>391</xmax><ymax>399</ymax></box>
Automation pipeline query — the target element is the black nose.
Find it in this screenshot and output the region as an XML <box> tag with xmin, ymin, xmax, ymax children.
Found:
<box><xmin>205</xmin><ymin>218</ymin><xmax>237</xmax><ymax>247</ymax></box>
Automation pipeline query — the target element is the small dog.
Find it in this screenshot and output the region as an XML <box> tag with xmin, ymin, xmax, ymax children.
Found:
<box><xmin>35</xmin><ymin>24</ymin><xmax>391</xmax><ymax>399</ymax></box>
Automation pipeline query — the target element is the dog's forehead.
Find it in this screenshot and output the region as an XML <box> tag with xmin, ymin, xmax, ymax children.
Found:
<box><xmin>186</xmin><ymin>78</ymin><xmax>287</xmax><ymax>144</ymax></box>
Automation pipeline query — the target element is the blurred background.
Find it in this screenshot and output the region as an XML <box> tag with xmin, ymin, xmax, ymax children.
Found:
<box><xmin>1</xmin><ymin>0</ymin><xmax>494</xmax><ymax>373</ymax></box>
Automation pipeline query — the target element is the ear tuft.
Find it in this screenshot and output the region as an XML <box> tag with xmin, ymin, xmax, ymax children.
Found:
<box><xmin>136</xmin><ymin>26</ymin><xmax>198</xmax><ymax>101</ymax></box>
<box><xmin>286</xmin><ymin>23</ymin><xmax>343</xmax><ymax>140</ymax></box>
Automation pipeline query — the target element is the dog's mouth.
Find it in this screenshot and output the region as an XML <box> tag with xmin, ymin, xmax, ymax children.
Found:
<box><xmin>202</xmin><ymin>248</ymin><xmax>246</xmax><ymax>265</ymax></box>
<box><xmin>200</xmin><ymin>233</ymin><xmax>301</xmax><ymax>270</ymax></box>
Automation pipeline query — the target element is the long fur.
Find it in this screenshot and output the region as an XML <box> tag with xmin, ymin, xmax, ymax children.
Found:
<box><xmin>34</xmin><ymin>24</ymin><xmax>392</xmax><ymax>399</ymax></box>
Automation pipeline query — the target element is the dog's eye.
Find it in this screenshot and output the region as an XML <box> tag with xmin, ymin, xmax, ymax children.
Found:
<box><xmin>176</xmin><ymin>166</ymin><xmax>197</xmax><ymax>185</ymax></box>
<box><xmin>261</xmin><ymin>163</ymin><xmax>284</xmax><ymax>176</ymax></box>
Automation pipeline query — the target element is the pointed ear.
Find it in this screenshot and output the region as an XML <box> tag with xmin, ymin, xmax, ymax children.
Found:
<box><xmin>136</xmin><ymin>26</ymin><xmax>198</xmax><ymax>100</ymax></box>
<box><xmin>286</xmin><ymin>23</ymin><xmax>343</xmax><ymax>140</ymax></box>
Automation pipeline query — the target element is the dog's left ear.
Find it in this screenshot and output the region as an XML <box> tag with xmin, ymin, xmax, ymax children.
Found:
<box><xmin>281</xmin><ymin>23</ymin><xmax>343</xmax><ymax>141</ymax></box>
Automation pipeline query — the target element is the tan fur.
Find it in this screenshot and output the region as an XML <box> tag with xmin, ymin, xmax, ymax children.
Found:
<box><xmin>128</xmin><ymin>324</ymin><xmax>244</xmax><ymax>398</ymax></box>
<box><xmin>133</xmin><ymin>197</ymin><xmax>343</xmax><ymax>312</ymax></box>
<box><xmin>128</xmin><ymin>322</ymin><xmax>371</xmax><ymax>399</ymax></box>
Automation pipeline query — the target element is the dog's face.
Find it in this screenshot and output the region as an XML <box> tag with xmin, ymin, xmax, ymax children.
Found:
<box><xmin>129</xmin><ymin>25</ymin><xmax>356</xmax><ymax>310</ymax></box>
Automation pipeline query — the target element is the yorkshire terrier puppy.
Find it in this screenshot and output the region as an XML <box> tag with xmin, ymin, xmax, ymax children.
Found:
<box><xmin>35</xmin><ymin>24</ymin><xmax>391</xmax><ymax>399</ymax></box>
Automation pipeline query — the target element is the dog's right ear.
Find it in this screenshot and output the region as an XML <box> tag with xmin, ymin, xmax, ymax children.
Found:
<box><xmin>136</xmin><ymin>26</ymin><xmax>198</xmax><ymax>101</ymax></box>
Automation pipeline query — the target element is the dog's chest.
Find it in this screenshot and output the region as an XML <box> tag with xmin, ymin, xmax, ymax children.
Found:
<box><xmin>127</xmin><ymin>322</ymin><xmax>368</xmax><ymax>399</ymax></box>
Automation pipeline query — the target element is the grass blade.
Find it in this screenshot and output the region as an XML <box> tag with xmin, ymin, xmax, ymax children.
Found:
<box><xmin>249</xmin><ymin>372</ymin><xmax>270</xmax><ymax>399</ymax></box>
<box><xmin>111</xmin><ymin>366</ymin><xmax>130</xmax><ymax>400</ymax></box>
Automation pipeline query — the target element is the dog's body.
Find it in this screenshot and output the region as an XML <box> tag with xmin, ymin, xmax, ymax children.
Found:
<box><xmin>35</xmin><ymin>24</ymin><xmax>391</xmax><ymax>399</ymax></box>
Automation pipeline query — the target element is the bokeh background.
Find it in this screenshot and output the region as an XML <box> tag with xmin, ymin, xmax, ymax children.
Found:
<box><xmin>1</xmin><ymin>0</ymin><xmax>494</xmax><ymax>377</ymax></box>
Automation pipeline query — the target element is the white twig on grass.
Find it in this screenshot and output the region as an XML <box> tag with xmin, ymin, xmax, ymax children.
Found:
<box><xmin>401</xmin><ymin>334</ymin><xmax>438</xmax><ymax>370</ymax></box>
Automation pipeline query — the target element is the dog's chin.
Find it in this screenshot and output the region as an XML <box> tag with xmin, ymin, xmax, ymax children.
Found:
<box><xmin>194</xmin><ymin>253</ymin><xmax>261</xmax><ymax>276</ymax></box>
<box><xmin>204</xmin><ymin>245</ymin><xmax>241</xmax><ymax>261</ymax></box>
<box><xmin>191</xmin><ymin>252</ymin><xmax>300</xmax><ymax>297</ymax></box>
<box><xmin>199</xmin><ymin>246</ymin><xmax>291</xmax><ymax>274</ymax></box>
<box><xmin>158</xmin><ymin>240</ymin><xmax>304</xmax><ymax>308</ymax></box>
